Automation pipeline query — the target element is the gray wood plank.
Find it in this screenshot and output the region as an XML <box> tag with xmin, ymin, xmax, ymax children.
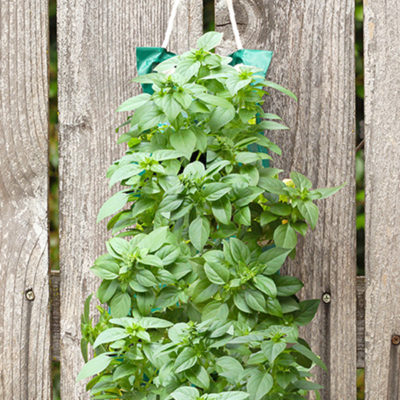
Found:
<box><xmin>364</xmin><ymin>1</ymin><xmax>400</xmax><ymax>398</ymax></box>
<box><xmin>216</xmin><ymin>1</ymin><xmax>357</xmax><ymax>398</ymax></box>
<box><xmin>0</xmin><ymin>0</ymin><xmax>51</xmax><ymax>398</ymax></box>
<box><xmin>57</xmin><ymin>1</ymin><xmax>202</xmax><ymax>397</ymax></box>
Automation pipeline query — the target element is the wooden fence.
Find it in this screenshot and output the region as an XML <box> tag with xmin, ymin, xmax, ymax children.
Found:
<box><xmin>0</xmin><ymin>0</ymin><xmax>398</xmax><ymax>398</ymax></box>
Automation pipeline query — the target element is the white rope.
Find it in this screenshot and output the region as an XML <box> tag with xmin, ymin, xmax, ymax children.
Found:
<box><xmin>162</xmin><ymin>0</ymin><xmax>181</xmax><ymax>49</ymax></box>
<box><xmin>162</xmin><ymin>0</ymin><xmax>243</xmax><ymax>50</ymax></box>
<box><xmin>225</xmin><ymin>0</ymin><xmax>243</xmax><ymax>50</ymax></box>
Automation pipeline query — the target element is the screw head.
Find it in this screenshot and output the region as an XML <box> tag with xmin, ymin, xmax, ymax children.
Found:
<box><xmin>392</xmin><ymin>335</ymin><xmax>400</xmax><ymax>345</ymax></box>
<box><xmin>322</xmin><ymin>292</ymin><xmax>331</xmax><ymax>304</ymax></box>
<box><xmin>25</xmin><ymin>289</ymin><xmax>35</xmax><ymax>301</ymax></box>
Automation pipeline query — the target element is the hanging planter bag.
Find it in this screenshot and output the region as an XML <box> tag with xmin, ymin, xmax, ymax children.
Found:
<box><xmin>78</xmin><ymin>1</ymin><xmax>343</xmax><ymax>399</ymax></box>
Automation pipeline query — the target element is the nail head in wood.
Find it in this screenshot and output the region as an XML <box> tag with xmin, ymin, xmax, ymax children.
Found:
<box><xmin>391</xmin><ymin>335</ymin><xmax>400</xmax><ymax>346</ymax></box>
<box><xmin>25</xmin><ymin>289</ymin><xmax>35</xmax><ymax>301</ymax></box>
<box><xmin>322</xmin><ymin>292</ymin><xmax>331</xmax><ymax>304</ymax></box>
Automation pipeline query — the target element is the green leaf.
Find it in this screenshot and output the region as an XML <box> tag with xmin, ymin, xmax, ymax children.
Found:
<box><xmin>174</xmin><ymin>347</ymin><xmax>198</xmax><ymax>373</ymax></box>
<box><xmin>189</xmin><ymin>217</ymin><xmax>210</xmax><ymax>251</ymax></box>
<box><xmin>117</xmin><ymin>93</ymin><xmax>151</xmax><ymax>112</ymax></box>
<box><xmin>202</xmin><ymin>301</ymin><xmax>229</xmax><ymax>322</ymax></box>
<box><xmin>161</xmin><ymin>94</ymin><xmax>182</xmax><ymax>121</ymax></box>
<box><xmin>229</xmin><ymin>238</ymin><xmax>250</xmax><ymax>263</ymax></box>
<box><xmin>234</xmin><ymin>187</ymin><xmax>263</xmax><ymax>207</ymax></box>
<box><xmin>233</xmin><ymin>292</ymin><xmax>252</xmax><ymax>313</ymax></box>
<box><xmin>274</xmin><ymin>275</ymin><xmax>303</xmax><ymax>296</ymax></box>
<box><xmin>258</xmin><ymin>247</ymin><xmax>291</xmax><ymax>274</ymax></box>
<box><xmin>197</xmin><ymin>31</ymin><xmax>223</xmax><ymax>50</ymax></box>
<box><xmin>262</xmin><ymin>340</ymin><xmax>286</xmax><ymax>363</ymax></box>
<box><xmin>273</xmin><ymin>223</ymin><xmax>298</xmax><ymax>249</ymax></box>
<box><xmin>136</xmin><ymin>269</ymin><xmax>158</xmax><ymax>287</ymax></box>
<box><xmin>113</xmin><ymin>364</ymin><xmax>136</xmax><ymax>381</ymax></box>
<box><xmin>294</xmin><ymin>380</ymin><xmax>324</xmax><ymax>390</ymax></box>
<box><xmin>294</xmin><ymin>299</ymin><xmax>320</xmax><ymax>325</ymax></box>
<box><xmin>109</xmin><ymin>164</ymin><xmax>143</xmax><ymax>187</ymax></box>
<box><xmin>253</xmin><ymin>275</ymin><xmax>277</xmax><ymax>297</ymax></box>
<box><xmin>131</xmin><ymin>197</ymin><xmax>155</xmax><ymax>218</ymax></box>
<box><xmin>91</xmin><ymin>260</ymin><xmax>119</xmax><ymax>280</ymax></box>
<box><xmin>226</xmin><ymin>75</ymin><xmax>252</xmax><ymax>96</ymax></box>
<box><xmin>211</xmin><ymin>197</ymin><xmax>232</xmax><ymax>225</ymax></box>
<box><xmin>209</xmin><ymin>106</ymin><xmax>235</xmax><ymax>130</ymax></box>
<box><xmin>269</xmin><ymin>203</ymin><xmax>292</xmax><ymax>216</ymax></box>
<box><xmin>290</xmin><ymin>171</ymin><xmax>312</xmax><ymax>190</ymax></box>
<box><xmin>234</xmin><ymin>206</ymin><xmax>251</xmax><ymax>225</ymax></box>
<box><xmin>77</xmin><ymin>353</ymin><xmax>112</xmax><ymax>381</ymax></box>
<box><xmin>138</xmin><ymin>227</ymin><xmax>169</xmax><ymax>252</ymax></box>
<box><xmin>93</xmin><ymin>328</ymin><xmax>128</xmax><ymax>348</ymax></box>
<box><xmin>183</xmin><ymin>161</ymin><xmax>205</xmax><ymax>179</ymax></box>
<box><xmin>258</xmin><ymin>177</ymin><xmax>287</xmax><ymax>195</ymax></box>
<box><xmin>260</xmin><ymin>211</ymin><xmax>278</xmax><ymax>226</ymax></box>
<box><xmin>155</xmin><ymin>287</ymin><xmax>180</xmax><ymax>309</ymax></box>
<box><xmin>203</xmin><ymin>183</ymin><xmax>232</xmax><ymax>202</ymax></box>
<box><xmin>266</xmin><ymin>297</ymin><xmax>283</xmax><ymax>317</ymax></box>
<box><xmin>245</xmin><ymin>289</ymin><xmax>267</xmax><ymax>313</ymax></box>
<box><xmin>258</xmin><ymin>120</ymin><xmax>289</xmax><ymax>130</ymax></box>
<box><xmin>197</xmin><ymin>93</ymin><xmax>233</xmax><ymax>109</ymax></box>
<box><xmin>263</xmin><ymin>80</ymin><xmax>297</xmax><ymax>100</ymax></box>
<box><xmin>139</xmin><ymin>317</ymin><xmax>173</xmax><ymax>329</ymax></box>
<box><xmin>136</xmin><ymin>291</ymin><xmax>155</xmax><ymax>315</ymax></box>
<box><xmin>107</xmin><ymin>237</ymin><xmax>130</xmax><ymax>257</ymax></box>
<box><xmin>280</xmin><ymin>297</ymin><xmax>300</xmax><ymax>313</ymax></box>
<box><xmin>208</xmin><ymin>393</ymin><xmax>249</xmax><ymax>400</ymax></box>
<box><xmin>185</xmin><ymin>365</ymin><xmax>210</xmax><ymax>390</ymax></box>
<box><xmin>139</xmin><ymin>254</ymin><xmax>164</xmax><ymax>268</ymax></box>
<box><xmin>297</xmin><ymin>201</ymin><xmax>319</xmax><ymax>229</ymax></box>
<box><xmin>292</xmin><ymin>221</ymin><xmax>308</xmax><ymax>236</ymax></box>
<box><xmin>170</xmin><ymin>128</ymin><xmax>196</xmax><ymax>159</ymax></box>
<box><xmin>191</xmin><ymin>280</ymin><xmax>219</xmax><ymax>303</ymax></box>
<box><xmin>236</xmin><ymin>152</ymin><xmax>262</xmax><ymax>164</ymax></box>
<box><xmin>292</xmin><ymin>343</ymin><xmax>327</xmax><ymax>371</ymax></box>
<box><xmin>204</xmin><ymin>262</ymin><xmax>230</xmax><ymax>285</ymax></box>
<box><xmin>97</xmin><ymin>191</ymin><xmax>129</xmax><ymax>222</ymax></box>
<box><xmin>310</xmin><ymin>184</ymin><xmax>346</xmax><ymax>200</ymax></box>
<box><xmin>97</xmin><ymin>280</ymin><xmax>118</xmax><ymax>303</ymax></box>
<box><xmin>170</xmin><ymin>387</ymin><xmax>199</xmax><ymax>400</ymax></box>
<box><xmin>247</xmin><ymin>370</ymin><xmax>273</xmax><ymax>400</ymax></box>
<box><xmin>110</xmin><ymin>292</ymin><xmax>131</xmax><ymax>317</ymax></box>
<box><xmin>158</xmin><ymin>195</ymin><xmax>183</xmax><ymax>214</ymax></box>
<box><xmin>216</xmin><ymin>356</ymin><xmax>244</xmax><ymax>383</ymax></box>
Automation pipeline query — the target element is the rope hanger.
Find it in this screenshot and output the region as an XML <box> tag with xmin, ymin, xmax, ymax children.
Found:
<box><xmin>162</xmin><ymin>0</ymin><xmax>243</xmax><ymax>50</ymax></box>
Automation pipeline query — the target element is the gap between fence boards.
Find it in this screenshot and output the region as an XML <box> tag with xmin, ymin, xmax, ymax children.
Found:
<box><xmin>49</xmin><ymin>271</ymin><xmax>366</xmax><ymax>368</ymax></box>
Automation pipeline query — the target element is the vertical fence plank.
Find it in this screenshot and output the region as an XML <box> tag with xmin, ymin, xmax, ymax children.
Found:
<box><xmin>0</xmin><ymin>0</ymin><xmax>51</xmax><ymax>398</ymax></box>
<box><xmin>216</xmin><ymin>0</ymin><xmax>356</xmax><ymax>398</ymax></box>
<box><xmin>57</xmin><ymin>1</ymin><xmax>202</xmax><ymax>397</ymax></box>
<box><xmin>364</xmin><ymin>1</ymin><xmax>400</xmax><ymax>398</ymax></box>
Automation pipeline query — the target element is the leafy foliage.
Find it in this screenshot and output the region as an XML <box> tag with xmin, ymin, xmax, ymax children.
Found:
<box><xmin>79</xmin><ymin>32</ymin><xmax>342</xmax><ymax>399</ymax></box>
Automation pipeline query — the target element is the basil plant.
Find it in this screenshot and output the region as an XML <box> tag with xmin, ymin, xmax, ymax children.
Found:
<box><xmin>79</xmin><ymin>32</ymin><xmax>341</xmax><ymax>400</ymax></box>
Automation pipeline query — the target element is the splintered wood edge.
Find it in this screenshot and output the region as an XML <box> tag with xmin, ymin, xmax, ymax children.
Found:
<box><xmin>50</xmin><ymin>271</ymin><xmax>366</xmax><ymax>368</ymax></box>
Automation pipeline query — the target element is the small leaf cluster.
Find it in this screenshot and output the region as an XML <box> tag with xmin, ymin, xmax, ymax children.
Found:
<box><xmin>79</xmin><ymin>32</ymin><xmax>341</xmax><ymax>400</ymax></box>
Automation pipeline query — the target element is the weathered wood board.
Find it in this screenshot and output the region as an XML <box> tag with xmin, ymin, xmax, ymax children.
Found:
<box><xmin>0</xmin><ymin>0</ymin><xmax>51</xmax><ymax>398</ymax></box>
<box><xmin>216</xmin><ymin>0</ymin><xmax>357</xmax><ymax>398</ymax></box>
<box><xmin>364</xmin><ymin>0</ymin><xmax>400</xmax><ymax>398</ymax></box>
<box><xmin>57</xmin><ymin>0</ymin><xmax>202</xmax><ymax>397</ymax></box>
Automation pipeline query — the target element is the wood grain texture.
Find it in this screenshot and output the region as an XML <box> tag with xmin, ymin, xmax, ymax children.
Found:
<box><xmin>0</xmin><ymin>0</ymin><xmax>51</xmax><ymax>398</ymax></box>
<box><xmin>216</xmin><ymin>1</ymin><xmax>356</xmax><ymax>398</ymax></box>
<box><xmin>57</xmin><ymin>1</ymin><xmax>202</xmax><ymax>397</ymax></box>
<box><xmin>364</xmin><ymin>1</ymin><xmax>400</xmax><ymax>398</ymax></box>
